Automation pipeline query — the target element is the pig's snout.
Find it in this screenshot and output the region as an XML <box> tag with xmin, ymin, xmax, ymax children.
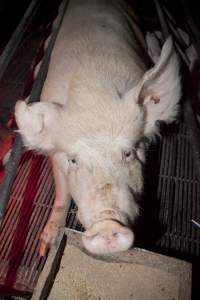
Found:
<box><xmin>82</xmin><ymin>220</ymin><xmax>134</xmax><ymax>255</ymax></box>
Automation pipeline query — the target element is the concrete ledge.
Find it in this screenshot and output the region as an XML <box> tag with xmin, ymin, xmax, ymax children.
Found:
<box><xmin>32</xmin><ymin>229</ymin><xmax>192</xmax><ymax>300</ymax></box>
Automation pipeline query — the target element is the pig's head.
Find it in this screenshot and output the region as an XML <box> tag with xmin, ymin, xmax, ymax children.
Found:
<box><xmin>15</xmin><ymin>37</ymin><xmax>181</xmax><ymax>254</ymax></box>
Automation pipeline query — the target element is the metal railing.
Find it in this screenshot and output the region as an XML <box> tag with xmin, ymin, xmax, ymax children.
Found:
<box><xmin>0</xmin><ymin>0</ymin><xmax>69</xmax><ymax>223</ymax></box>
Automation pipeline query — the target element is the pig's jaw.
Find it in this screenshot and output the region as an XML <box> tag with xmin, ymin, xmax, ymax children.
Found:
<box><xmin>82</xmin><ymin>219</ymin><xmax>134</xmax><ymax>255</ymax></box>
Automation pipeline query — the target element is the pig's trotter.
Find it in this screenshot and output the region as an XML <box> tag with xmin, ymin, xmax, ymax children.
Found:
<box><xmin>39</xmin><ymin>221</ymin><xmax>60</xmax><ymax>256</ymax></box>
<box><xmin>39</xmin><ymin>157</ymin><xmax>71</xmax><ymax>257</ymax></box>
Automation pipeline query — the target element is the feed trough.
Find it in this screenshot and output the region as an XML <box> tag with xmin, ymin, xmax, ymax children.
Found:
<box><xmin>32</xmin><ymin>229</ymin><xmax>192</xmax><ymax>300</ymax></box>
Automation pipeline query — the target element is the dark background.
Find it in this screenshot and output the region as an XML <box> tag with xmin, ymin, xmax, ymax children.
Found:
<box><xmin>0</xmin><ymin>0</ymin><xmax>199</xmax><ymax>42</ymax></box>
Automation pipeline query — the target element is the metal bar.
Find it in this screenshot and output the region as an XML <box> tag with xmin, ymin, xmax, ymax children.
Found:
<box><xmin>154</xmin><ymin>0</ymin><xmax>200</xmax><ymax>179</ymax></box>
<box><xmin>0</xmin><ymin>0</ymin><xmax>42</xmax><ymax>80</ymax></box>
<box><xmin>161</xmin><ymin>2</ymin><xmax>192</xmax><ymax>66</ymax></box>
<box><xmin>184</xmin><ymin>101</ymin><xmax>200</xmax><ymax>180</ymax></box>
<box><xmin>0</xmin><ymin>0</ymin><xmax>69</xmax><ymax>223</ymax></box>
<box><xmin>0</xmin><ymin>136</ymin><xmax>23</xmax><ymax>220</ymax></box>
<box><xmin>154</xmin><ymin>0</ymin><xmax>170</xmax><ymax>39</ymax></box>
<box><xmin>179</xmin><ymin>0</ymin><xmax>200</xmax><ymax>58</ymax></box>
<box><xmin>155</xmin><ymin>0</ymin><xmax>200</xmax><ymax>257</ymax></box>
<box><xmin>154</xmin><ymin>0</ymin><xmax>190</xmax><ymax>66</ymax></box>
<box><xmin>191</xmin><ymin>219</ymin><xmax>200</xmax><ymax>229</ymax></box>
<box><xmin>28</xmin><ymin>0</ymin><xmax>69</xmax><ymax>104</ymax></box>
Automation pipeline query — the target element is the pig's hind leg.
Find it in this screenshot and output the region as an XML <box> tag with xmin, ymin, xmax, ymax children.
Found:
<box><xmin>39</xmin><ymin>157</ymin><xmax>71</xmax><ymax>256</ymax></box>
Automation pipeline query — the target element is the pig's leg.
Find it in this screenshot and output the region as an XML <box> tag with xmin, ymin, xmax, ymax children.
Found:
<box><xmin>39</xmin><ymin>157</ymin><xmax>71</xmax><ymax>256</ymax></box>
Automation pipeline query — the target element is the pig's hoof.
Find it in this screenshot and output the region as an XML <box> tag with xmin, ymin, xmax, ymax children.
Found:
<box><xmin>39</xmin><ymin>222</ymin><xmax>60</xmax><ymax>256</ymax></box>
<box><xmin>82</xmin><ymin>220</ymin><xmax>134</xmax><ymax>255</ymax></box>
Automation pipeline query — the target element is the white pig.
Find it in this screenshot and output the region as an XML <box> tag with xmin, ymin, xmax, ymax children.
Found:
<box><xmin>15</xmin><ymin>0</ymin><xmax>181</xmax><ymax>255</ymax></box>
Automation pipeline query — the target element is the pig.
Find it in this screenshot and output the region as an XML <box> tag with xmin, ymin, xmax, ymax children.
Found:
<box><xmin>15</xmin><ymin>0</ymin><xmax>181</xmax><ymax>256</ymax></box>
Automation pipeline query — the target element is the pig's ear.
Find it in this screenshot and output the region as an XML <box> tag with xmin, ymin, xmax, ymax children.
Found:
<box><xmin>15</xmin><ymin>100</ymin><xmax>61</xmax><ymax>151</ymax></box>
<box><xmin>126</xmin><ymin>37</ymin><xmax>181</xmax><ymax>138</ymax></box>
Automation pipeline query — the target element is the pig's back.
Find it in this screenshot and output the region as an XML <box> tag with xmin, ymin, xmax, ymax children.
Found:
<box><xmin>41</xmin><ymin>0</ymin><xmax>149</xmax><ymax>105</ymax></box>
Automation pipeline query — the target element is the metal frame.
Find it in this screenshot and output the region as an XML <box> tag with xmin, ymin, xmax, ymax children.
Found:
<box><xmin>0</xmin><ymin>0</ymin><xmax>69</xmax><ymax>222</ymax></box>
<box><xmin>154</xmin><ymin>0</ymin><xmax>200</xmax><ymax>181</ymax></box>
<box><xmin>0</xmin><ymin>0</ymin><xmax>42</xmax><ymax>81</ymax></box>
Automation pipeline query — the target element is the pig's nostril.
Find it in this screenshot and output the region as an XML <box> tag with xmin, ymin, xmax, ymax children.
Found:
<box><xmin>112</xmin><ymin>232</ymin><xmax>118</xmax><ymax>237</ymax></box>
<box><xmin>83</xmin><ymin>231</ymin><xmax>99</xmax><ymax>240</ymax></box>
<box><xmin>82</xmin><ymin>220</ymin><xmax>134</xmax><ymax>254</ymax></box>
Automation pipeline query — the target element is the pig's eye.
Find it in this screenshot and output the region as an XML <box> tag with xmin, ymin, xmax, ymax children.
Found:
<box><xmin>68</xmin><ymin>158</ymin><xmax>77</xmax><ymax>165</ymax></box>
<box><xmin>123</xmin><ymin>150</ymin><xmax>136</xmax><ymax>162</ymax></box>
<box><xmin>124</xmin><ymin>151</ymin><xmax>131</xmax><ymax>158</ymax></box>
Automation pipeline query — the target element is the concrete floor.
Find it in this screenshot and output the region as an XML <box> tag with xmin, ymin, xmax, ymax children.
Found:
<box><xmin>32</xmin><ymin>229</ymin><xmax>192</xmax><ymax>300</ymax></box>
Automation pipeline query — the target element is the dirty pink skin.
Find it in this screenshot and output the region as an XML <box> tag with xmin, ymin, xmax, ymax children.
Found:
<box><xmin>15</xmin><ymin>0</ymin><xmax>181</xmax><ymax>255</ymax></box>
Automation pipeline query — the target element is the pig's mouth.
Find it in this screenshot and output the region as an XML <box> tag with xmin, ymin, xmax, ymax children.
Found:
<box><xmin>82</xmin><ymin>219</ymin><xmax>134</xmax><ymax>255</ymax></box>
